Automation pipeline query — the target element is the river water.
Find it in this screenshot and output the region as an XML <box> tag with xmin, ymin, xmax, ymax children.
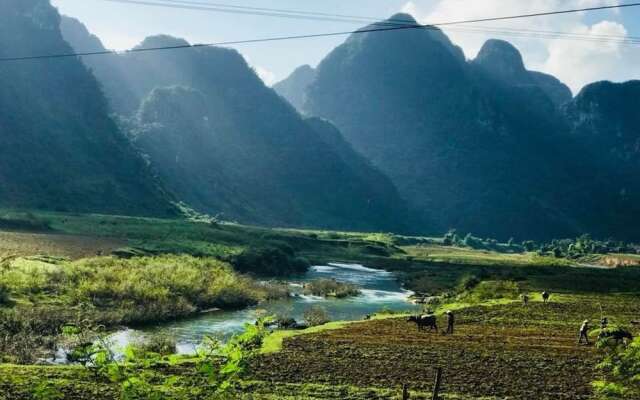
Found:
<box><xmin>108</xmin><ymin>263</ymin><xmax>416</xmax><ymax>354</ymax></box>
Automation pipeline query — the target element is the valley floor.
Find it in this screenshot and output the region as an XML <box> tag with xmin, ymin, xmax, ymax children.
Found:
<box><xmin>0</xmin><ymin>210</ymin><xmax>639</xmax><ymax>399</ymax></box>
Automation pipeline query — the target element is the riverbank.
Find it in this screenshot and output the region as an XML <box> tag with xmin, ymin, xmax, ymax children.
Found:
<box><xmin>0</xmin><ymin>254</ymin><xmax>288</xmax><ymax>363</ymax></box>
<box><xmin>2</xmin><ymin>292</ymin><xmax>638</xmax><ymax>399</ymax></box>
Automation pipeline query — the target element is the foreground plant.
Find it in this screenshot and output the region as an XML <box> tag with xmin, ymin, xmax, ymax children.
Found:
<box><xmin>593</xmin><ymin>336</ymin><xmax>640</xmax><ymax>399</ymax></box>
<box><xmin>62</xmin><ymin>317</ymin><xmax>272</xmax><ymax>399</ymax></box>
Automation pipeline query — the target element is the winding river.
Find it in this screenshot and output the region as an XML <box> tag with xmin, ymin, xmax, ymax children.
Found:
<box><xmin>109</xmin><ymin>263</ymin><xmax>416</xmax><ymax>354</ymax></box>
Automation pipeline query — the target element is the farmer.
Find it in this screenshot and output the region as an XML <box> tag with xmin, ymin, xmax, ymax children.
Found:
<box><xmin>600</xmin><ymin>317</ymin><xmax>609</xmax><ymax>330</ymax></box>
<box><xmin>522</xmin><ymin>293</ymin><xmax>529</xmax><ymax>306</ymax></box>
<box><xmin>542</xmin><ymin>291</ymin><xmax>550</xmax><ymax>304</ymax></box>
<box><xmin>446</xmin><ymin>310</ymin><xmax>455</xmax><ymax>334</ymax></box>
<box><xmin>578</xmin><ymin>319</ymin><xmax>590</xmax><ymax>345</ymax></box>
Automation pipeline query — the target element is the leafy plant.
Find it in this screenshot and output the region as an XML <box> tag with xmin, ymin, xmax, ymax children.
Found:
<box><xmin>594</xmin><ymin>337</ymin><xmax>640</xmax><ymax>399</ymax></box>
<box><xmin>195</xmin><ymin>317</ymin><xmax>272</xmax><ymax>395</ymax></box>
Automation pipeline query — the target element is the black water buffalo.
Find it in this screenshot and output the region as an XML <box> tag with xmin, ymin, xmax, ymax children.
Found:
<box><xmin>408</xmin><ymin>315</ymin><xmax>438</xmax><ymax>332</ymax></box>
<box><xmin>598</xmin><ymin>329</ymin><xmax>633</xmax><ymax>344</ymax></box>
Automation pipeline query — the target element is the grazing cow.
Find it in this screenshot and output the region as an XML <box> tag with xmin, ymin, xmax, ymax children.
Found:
<box><xmin>408</xmin><ymin>314</ymin><xmax>438</xmax><ymax>332</ymax></box>
<box><xmin>541</xmin><ymin>291</ymin><xmax>550</xmax><ymax>304</ymax></box>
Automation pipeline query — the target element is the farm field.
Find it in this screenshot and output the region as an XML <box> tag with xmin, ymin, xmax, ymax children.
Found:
<box><xmin>250</xmin><ymin>295</ymin><xmax>640</xmax><ymax>399</ymax></box>
<box><xmin>1</xmin><ymin>210</ymin><xmax>639</xmax><ymax>399</ymax></box>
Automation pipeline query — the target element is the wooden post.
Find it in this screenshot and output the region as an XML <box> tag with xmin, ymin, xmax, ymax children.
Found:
<box><xmin>432</xmin><ymin>367</ymin><xmax>443</xmax><ymax>400</ymax></box>
<box><xmin>402</xmin><ymin>383</ymin><xmax>409</xmax><ymax>400</ymax></box>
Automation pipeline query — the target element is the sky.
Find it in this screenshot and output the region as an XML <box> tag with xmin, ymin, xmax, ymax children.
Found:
<box><xmin>50</xmin><ymin>0</ymin><xmax>640</xmax><ymax>93</ymax></box>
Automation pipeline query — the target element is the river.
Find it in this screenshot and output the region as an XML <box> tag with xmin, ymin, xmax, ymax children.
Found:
<box><xmin>108</xmin><ymin>263</ymin><xmax>416</xmax><ymax>354</ymax></box>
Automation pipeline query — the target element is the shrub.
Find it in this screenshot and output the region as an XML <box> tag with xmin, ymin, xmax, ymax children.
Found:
<box><xmin>303</xmin><ymin>279</ymin><xmax>360</xmax><ymax>298</ymax></box>
<box><xmin>303</xmin><ymin>306</ymin><xmax>330</xmax><ymax>327</ymax></box>
<box><xmin>467</xmin><ymin>280</ymin><xmax>520</xmax><ymax>301</ymax></box>
<box><xmin>456</xmin><ymin>275</ymin><xmax>481</xmax><ymax>293</ymax></box>
<box><xmin>594</xmin><ymin>337</ymin><xmax>640</xmax><ymax>398</ymax></box>
<box><xmin>134</xmin><ymin>333</ymin><xmax>177</xmax><ymax>356</ymax></box>
<box><xmin>0</xmin><ymin>283</ymin><xmax>10</xmax><ymax>304</ymax></box>
<box><xmin>231</xmin><ymin>246</ymin><xmax>309</xmax><ymax>276</ymax></box>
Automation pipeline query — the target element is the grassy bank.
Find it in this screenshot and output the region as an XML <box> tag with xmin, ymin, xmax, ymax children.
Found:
<box><xmin>0</xmin><ymin>254</ymin><xmax>286</xmax><ymax>363</ymax></box>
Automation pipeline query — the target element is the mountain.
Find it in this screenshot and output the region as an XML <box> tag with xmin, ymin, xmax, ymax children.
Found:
<box><xmin>472</xmin><ymin>39</ymin><xmax>572</xmax><ymax>107</ymax></box>
<box><xmin>0</xmin><ymin>0</ymin><xmax>174</xmax><ymax>216</ymax></box>
<box><xmin>61</xmin><ymin>21</ymin><xmax>408</xmax><ymax>231</ymax></box>
<box><xmin>297</xmin><ymin>13</ymin><xmax>639</xmax><ymax>240</ymax></box>
<box><xmin>273</xmin><ymin>65</ymin><xmax>316</xmax><ymax>113</ymax></box>
<box><xmin>59</xmin><ymin>16</ymin><xmax>138</xmax><ymax>115</ymax></box>
<box><xmin>562</xmin><ymin>81</ymin><xmax>640</xmax><ymax>238</ymax></box>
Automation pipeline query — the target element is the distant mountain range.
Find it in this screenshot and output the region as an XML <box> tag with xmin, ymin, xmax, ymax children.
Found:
<box><xmin>1</xmin><ymin>1</ymin><xmax>637</xmax><ymax>240</ymax></box>
<box><xmin>60</xmin><ymin>16</ymin><xmax>407</xmax><ymax>232</ymax></box>
<box><xmin>277</xmin><ymin>14</ymin><xmax>640</xmax><ymax>240</ymax></box>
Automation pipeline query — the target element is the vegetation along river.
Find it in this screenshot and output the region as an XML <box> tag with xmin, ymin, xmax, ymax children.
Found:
<box><xmin>109</xmin><ymin>263</ymin><xmax>415</xmax><ymax>354</ymax></box>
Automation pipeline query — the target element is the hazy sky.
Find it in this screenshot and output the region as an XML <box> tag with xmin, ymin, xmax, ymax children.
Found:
<box><xmin>50</xmin><ymin>0</ymin><xmax>640</xmax><ymax>93</ymax></box>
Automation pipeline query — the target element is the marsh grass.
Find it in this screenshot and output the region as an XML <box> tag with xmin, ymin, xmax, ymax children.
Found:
<box><xmin>0</xmin><ymin>255</ymin><xmax>287</xmax><ymax>361</ymax></box>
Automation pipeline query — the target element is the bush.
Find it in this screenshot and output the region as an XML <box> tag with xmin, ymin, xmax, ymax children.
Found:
<box><xmin>594</xmin><ymin>337</ymin><xmax>640</xmax><ymax>398</ymax></box>
<box><xmin>231</xmin><ymin>246</ymin><xmax>309</xmax><ymax>277</ymax></box>
<box><xmin>134</xmin><ymin>333</ymin><xmax>177</xmax><ymax>356</ymax></box>
<box><xmin>303</xmin><ymin>306</ymin><xmax>330</xmax><ymax>327</ymax></box>
<box><xmin>0</xmin><ymin>283</ymin><xmax>10</xmax><ymax>304</ymax></box>
<box><xmin>467</xmin><ymin>280</ymin><xmax>520</xmax><ymax>301</ymax></box>
<box><xmin>456</xmin><ymin>275</ymin><xmax>481</xmax><ymax>292</ymax></box>
<box><xmin>303</xmin><ymin>279</ymin><xmax>360</xmax><ymax>298</ymax></box>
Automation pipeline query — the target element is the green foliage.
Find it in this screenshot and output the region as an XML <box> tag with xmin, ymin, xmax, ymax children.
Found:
<box><xmin>535</xmin><ymin>235</ymin><xmax>637</xmax><ymax>259</ymax></box>
<box><xmin>0</xmin><ymin>254</ymin><xmax>287</xmax><ymax>361</ymax></box>
<box><xmin>463</xmin><ymin>280</ymin><xmax>521</xmax><ymax>302</ymax></box>
<box><xmin>303</xmin><ymin>306</ymin><xmax>330</xmax><ymax>327</ymax></box>
<box><xmin>133</xmin><ymin>333</ymin><xmax>177</xmax><ymax>357</ymax></box>
<box><xmin>0</xmin><ymin>306</ymin><xmax>75</xmax><ymax>364</ymax></box>
<box><xmin>195</xmin><ymin>318</ymin><xmax>271</xmax><ymax>396</ymax></box>
<box><xmin>456</xmin><ymin>274</ymin><xmax>481</xmax><ymax>293</ymax></box>
<box><xmin>231</xmin><ymin>245</ymin><xmax>309</xmax><ymax>277</ymax></box>
<box><xmin>32</xmin><ymin>381</ymin><xmax>64</xmax><ymax>400</ymax></box>
<box><xmin>0</xmin><ymin>282</ymin><xmax>10</xmax><ymax>304</ymax></box>
<box><xmin>303</xmin><ymin>279</ymin><xmax>361</xmax><ymax>299</ymax></box>
<box><xmin>594</xmin><ymin>337</ymin><xmax>640</xmax><ymax>398</ymax></box>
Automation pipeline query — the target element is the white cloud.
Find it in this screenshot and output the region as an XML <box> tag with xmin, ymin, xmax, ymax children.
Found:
<box><xmin>254</xmin><ymin>66</ymin><xmax>277</xmax><ymax>87</ymax></box>
<box><xmin>402</xmin><ymin>0</ymin><xmax>638</xmax><ymax>93</ymax></box>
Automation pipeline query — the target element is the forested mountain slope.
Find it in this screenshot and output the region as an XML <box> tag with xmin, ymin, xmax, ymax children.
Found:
<box><xmin>61</xmin><ymin>19</ymin><xmax>407</xmax><ymax>231</ymax></box>
<box><xmin>0</xmin><ymin>1</ymin><xmax>174</xmax><ymax>216</ymax></box>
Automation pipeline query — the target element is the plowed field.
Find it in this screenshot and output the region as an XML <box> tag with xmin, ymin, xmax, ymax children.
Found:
<box><xmin>250</xmin><ymin>295</ymin><xmax>640</xmax><ymax>399</ymax></box>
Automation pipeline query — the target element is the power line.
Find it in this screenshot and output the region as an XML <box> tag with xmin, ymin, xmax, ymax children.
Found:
<box><xmin>2</xmin><ymin>2</ymin><xmax>640</xmax><ymax>62</ymax></box>
<box><xmin>146</xmin><ymin>0</ymin><xmax>640</xmax><ymax>41</ymax></box>
<box><xmin>101</xmin><ymin>0</ymin><xmax>640</xmax><ymax>45</ymax></box>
